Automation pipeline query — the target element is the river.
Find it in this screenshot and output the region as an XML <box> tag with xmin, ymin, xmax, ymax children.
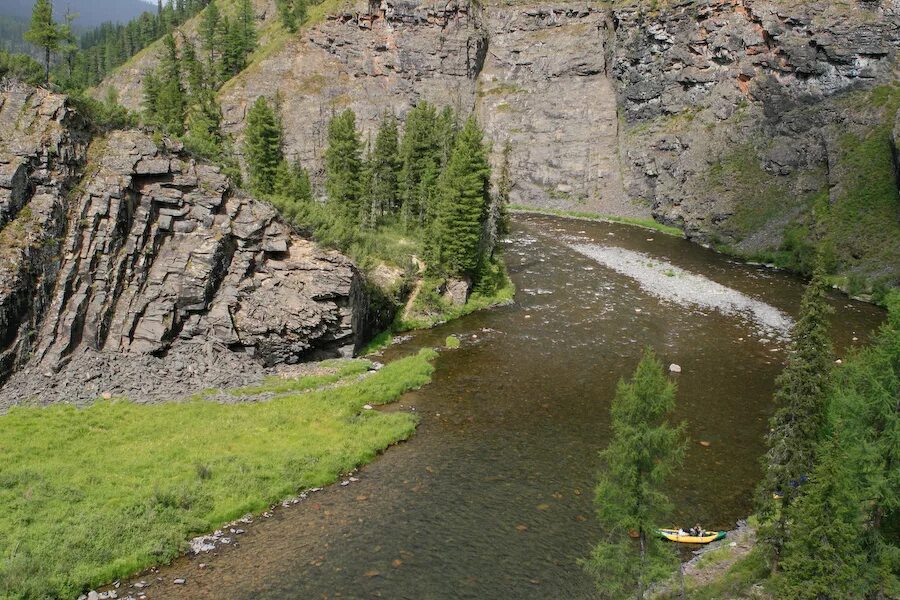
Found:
<box><xmin>129</xmin><ymin>214</ymin><xmax>883</xmax><ymax>599</ymax></box>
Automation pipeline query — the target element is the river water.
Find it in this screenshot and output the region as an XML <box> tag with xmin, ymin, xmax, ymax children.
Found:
<box><xmin>134</xmin><ymin>215</ymin><xmax>883</xmax><ymax>599</ymax></box>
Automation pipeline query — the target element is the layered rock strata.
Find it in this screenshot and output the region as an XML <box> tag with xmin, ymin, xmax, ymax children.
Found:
<box><xmin>0</xmin><ymin>87</ymin><xmax>369</xmax><ymax>405</ymax></box>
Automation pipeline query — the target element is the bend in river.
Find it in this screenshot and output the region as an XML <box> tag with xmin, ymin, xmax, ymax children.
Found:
<box><xmin>132</xmin><ymin>215</ymin><xmax>883</xmax><ymax>599</ymax></box>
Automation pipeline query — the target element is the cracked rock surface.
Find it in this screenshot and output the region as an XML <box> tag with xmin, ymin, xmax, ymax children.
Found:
<box><xmin>0</xmin><ymin>87</ymin><xmax>369</xmax><ymax>408</ymax></box>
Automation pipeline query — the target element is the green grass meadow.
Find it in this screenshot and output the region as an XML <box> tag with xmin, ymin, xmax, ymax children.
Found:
<box><xmin>0</xmin><ymin>349</ymin><xmax>437</xmax><ymax>599</ymax></box>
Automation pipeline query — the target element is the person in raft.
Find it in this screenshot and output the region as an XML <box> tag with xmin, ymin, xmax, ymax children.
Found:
<box><xmin>690</xmin><ymin>524</ymin><xmax>703</xmax><ymax>536</ymax></box>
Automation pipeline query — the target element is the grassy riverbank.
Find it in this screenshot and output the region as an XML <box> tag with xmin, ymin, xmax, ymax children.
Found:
<box><xmin>0</xmin><ymin>349</ymin><xmax>437</xmax><ymax>600</ymax></box>
<box><xmin>509</xmin><ymin>204</ymin><xmax>685</xmax><ymax>237</ymax></box>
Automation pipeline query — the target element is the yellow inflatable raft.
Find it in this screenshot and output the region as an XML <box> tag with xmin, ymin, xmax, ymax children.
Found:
<box><xmin>657</xmin><ymin>528</ymin><xmax>727</xmax><ymax>544</ymax></box>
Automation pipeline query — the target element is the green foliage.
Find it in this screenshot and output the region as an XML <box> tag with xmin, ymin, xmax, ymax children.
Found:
<box><xmin>494</xmin><ymin>139</ymin><xmax>512</xmax><ymax>238</ymax></box>
<box><xmin>758</xmin><ymin>265</ymin><xmax>834</xmax><ymax>565</ymax></box>
<box><xmin>23</xmin><ymin>0</ymin><xmax>61</xmax><ymax>83</ymax></box>
<box><xmin>585</xmin><ymin>348</ymin><xmax>686</xmax><ymax>599</ymax></box>
<box><xmin>0</xmin><ymin>50</ymin><xmax>44</xmax><ymax>85</ymax></box>
<box><xmin>363</xmin><ymin>113</ymin><xmax>401</xmax><ymax>227</ymax></box>
<box><xmin>244</xmin><ymin>96</ymin><xmax>285</xmax><ymax>195</ymax></box>
<box><xmin>775</xmin><ymin>435</ymin><xmax>871</xmax><ymax>599</ymax></box>
<box><xmin>399</xmin><ymin>101</ymin><xmax>442</xmax><ymax>227</ymax></box>
<box><xmin>276</xmin><ymin>0</ymin><xmax>308</xmax><ymax>32</ymax></box>
<box><xmin>325</xmin><ymin>109</ymin><xmax>364</xmax><ymax>223</ymax></box>
<box><xmin>70</xmin><ymin>88</ymin><xmax>139</xmax><ymax>131</ymax></box>
<box><xmin>431</xmin><ymin>116</ymin><xmax>491</xmax><ymax>280</ymax></box>
<box><xmin>444</xmin><ymin>335</ymin><xmax>461</xmax><ymax>349</ymax></box>
<box><xmin>55</xmin><ymin>0</ymin><xmax>207</xmax><ymax>91</ymax></box>
<box><xmin>776</xmin><ymin>291</ymin><xmax>900</xmax><ymax>598</ymax></box>
<box><xmin>0</xmin><ymin>349</ymin><xmax>437</xmax><ymax>599</ymax></box>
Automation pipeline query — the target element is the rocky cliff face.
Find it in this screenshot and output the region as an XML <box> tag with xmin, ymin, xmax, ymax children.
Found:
<box><xmin>95</xmin><ymin>0</ymin><xmax>898</xmax><ymax>287</ymax></box>
<box><xmin>0</xmin><ymin>85</ymin><xmax>370</xmax><ymax>407</ymax></box>
<box><xmin>609</xmin><ymin>0</ymin><xmax>899</xmax><ymax>287</ymax></box>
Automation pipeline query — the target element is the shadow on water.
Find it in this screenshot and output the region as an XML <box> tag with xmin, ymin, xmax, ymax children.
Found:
<box><xmin>135</xmin><ymin>215</ymin><xmax>884</xmax><ymax>599</ymax></box>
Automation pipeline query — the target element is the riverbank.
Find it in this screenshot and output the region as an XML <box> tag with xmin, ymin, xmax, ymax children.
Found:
<box><xmin>652</xmin><ymin>518</ymin><xmax>770</xmax><ymax>599</ymax></box>
<box><xmin>509</xmin><ymin>205</ymin><xmax>685</xmax><ymax>237</ymax></box>
<box><xmin>0</xmin><ymin>349</ymin><xmax>437</xmax><ymax>599</ymax></box>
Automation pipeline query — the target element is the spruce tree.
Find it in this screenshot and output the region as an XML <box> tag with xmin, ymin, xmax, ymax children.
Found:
<box><xmin>495</xmin><ymin>140</ymin><xmax>512</xmax><ymax>237</ymax></box>
<box><xmin>152</xmin><ymin>32</ymin><xmax>186</xmax><ymax>135</ymax></box>
<box><xmin>826</xmin><ymin>292</ymin><xmax>898</xmax><ymax>597</ymax></box>
<box><xmin>237</xmin><ymin>0</ymin><xmax>257</xmax><ymax>57</ymax></box>
<box><xmin>584</xmin><ymin>348</ymin><xmax>686</xmax><ymax>599</ymax></box>
<box><xmin>399</xmin><ymin>101</ymin><xmax>440</xmax><ymax>227</ymax></box>
<box><xmin>324</xmin><ymin>109</ymin><xmax>363</xmax><ymax>223</ymax></box>
<box><xmin>366</xmin><ymin>113</ymin><xmax>400</xmax><ymax>225</ymax></box>
<box><xmin>24</xmin><ymin>0</ymin><xmax>61</xmax><ymax>84</ymax></box>
<box><xmin>759</xmin><ymin>264</ymin><xmax>834</xmax><ymax>570</ymax></box>
<box><xmin>478</xmin><ymin>139</ymin><xmax>512</xmax><ymax>269</ymax></box>
<box><xmin>435</xmin><ymin>105</ymin><xmax>458</xmax><ymax>168</ymax></box>
<box><xmin>200</xmin><ymin>0</ymin><xmax>221</xmax><ymax>73</ymax></box>
<box><xmin>244</xmin><ymin>97</ymin><xmax>284</xmax><ymax>195</ymax></box>
<box><xmin>431</xmin><ymin>116</ymin><xmax>492</xmax><ymax>280</ymax></box>
<box><xmin>277</xmin><ymin>0</ymin><xmax>298</xmax><ymax>32</ymax></box>
<box><xmin>776</xmin><ymin>434</ymin><xmax>870</xmax><ymax>600</ymax></box>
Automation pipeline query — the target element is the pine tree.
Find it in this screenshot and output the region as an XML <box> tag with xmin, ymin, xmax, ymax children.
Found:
<box><xmin>237</xmin><ymin>0</ymin><xmax>257</xmax><ymax>58</ymax></box>
<box><xmin>184</xmin><ymin>96</ymin><xmax>224</xmax><ymax>161</ymax></box>
<box><xmin>24</xmin><ymin>0</ymin><xmax>61</xmax><ymax>84</ymax></box>
<box><xmin>431</xmin><ymin>116</ymin><xmax>491</xmax><ymax>280</ymax></box>
<box><xmin>274</xmin><ymin>159</ymin><xmax>313</xmax><ymax>203</ymax></box>
<box><xmin>478</xmin><ymin>139</ymin><xmax>512</xmax><ymax>271</ymax></box>
<box><xmin>244</xmin><ymin>96</ymin><xmax>284</xmax><ymax>195</ymax></box>
<box><xmin>200</xmin><ymin>0</ymin><xmax>221</xmax><ymax>74</ymax></box>
<box><xmin>365</xmin><ymin>113</ymin><xmax>400</xmax><ymax>226</ymax></box>
<box><xmin>324</xmin><ymin>109</ymin><xmax>363</xmax><ymax>223</ymax></box>
<box><xmin>182</xmin><ymin>40</ymin><xmax>204</xmax><ymax>98</ymax></box>
<box><xmin>829</xmin><ymin>292</ymin><xmax>900</xmax><ymax>596</ymax></box>
<box><xmin>220</xmin><ymin>17</ymin><xmax>246</xmax><ymax>79</ymax></box>
<box><xmin>776</xmin><ymin>434</ymin><xmax>871</xmax><ymax>600</ymax></box>
<box><xmin>435</xmin><ymin>105</ymin><xmax>458</xmax><ymax>168</ymax></box>
<box><xmin>584</xmin><ymin>348</ymin><xmax>686</xmax><ymax>599</ymax></box>
<box><xmin>495</xmin><ymin>140</ymin><xmax>512</xmax><ymax>237</ymax></box>
<box><xmin>294</xmin><ymin>0</ymin><xmax>308</xmax><ymax>26</ymax></box>
<box><xmin>399</xmin><ymin>101</ymin><xmax>441</xmax><ymax>227</ymax></box>
<box><xmin>759</xmin><ymin>264</ymin><xmax>834</xmax><ymax>570</ymax></box>
<box><xmin>150</xmin><ymin>32</ymin><xmax>186</xmax><ymax>134</ymax></box>
<box><xmin>277</xmin><ymin>0</ymin><xmax>298</xmax><ymax>32</ymax></box>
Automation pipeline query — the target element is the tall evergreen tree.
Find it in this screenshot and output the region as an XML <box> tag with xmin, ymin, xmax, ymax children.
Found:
<box><xmin>494</xmin><ymin>140</ymin><xmax>512</xmax><ymax>237</ymax></box>
<box><xmin>244</xmin><ymin>96</ymin><xmax>284</xmax><ymax>195</ymax></box>
<box><xmin>200</xmin><ymin>0</ymin><xmax>221</xmax><ymax>73</ymax></box>
<box><xmin>150</xmin><ymin>32</ymin><xmax>186</xmax><ymax>134</ymax></box>
<box><xmin>399</xmin><ymin>101</ymin><xmax>441</xmax><ymax>228</ymax></box>
<box><xmin>435</xmin><ymin>105</ymin><xmax>458</xmax><ymax>168</ymax></box>
<box><xmin>24</xmin><ymin>0</ymin><xmax>61</xmax><ymax>84</ymax></box>
<box><xmin>759</xmin><ymin>265</ymin><xmax>834</xmax><ymax>570</ymax></box>
<box><xmin>431</xmin><ymin>116</ymin><xmax>491</xmax><ymax>280</ymax></box>
<box><xmin>364</xmin><ymin>113</ymin><xmax>400</xmax><ymax>226</ymax></box>
<box><xmin>776</xmin><ymin>434</ymin><xmax>871</xmax><ymax>600</ymax></box>
<box><xmin>276</xmin><ymin>0</ymin><xmax>298</xmax><ymax>32</ymax></box>
<box><xmin>778</xmin><ymin>292</ymin><xmax>900</xmax><ymax>598</ymax></box>
<box><xmin>584</xmin><ymin>349</ymin><xmax>686</xmax><ymax>599</ymax></box>
<box><xmin>324</xmin><ymin>109</ymin><xmax>364</xmax><ymax>223</ymax></box>
<box><xmin>478</xmin><ymin>139</ymin><xmax>512</xmax><ymax>271</ymax></box>
<box><xmin>237</xmin><ymin>0</ymin><xmax>257</xmax><ymax>58</ymax></box>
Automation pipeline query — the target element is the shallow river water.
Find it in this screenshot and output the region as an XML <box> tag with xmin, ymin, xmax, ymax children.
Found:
<box><xmin>135</xmin><ymin>215</ymin><xmax>883</xmax><ymax>599</ymax></box>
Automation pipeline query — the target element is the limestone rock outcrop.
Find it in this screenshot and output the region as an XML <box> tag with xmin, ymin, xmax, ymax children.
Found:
<box><xmin>0</xmin><ymin>86</ymin><xmax>370</xmax><ymax>401</ymax></box>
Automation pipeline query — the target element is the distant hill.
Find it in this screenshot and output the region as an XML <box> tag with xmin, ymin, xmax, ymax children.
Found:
<box><xmin>1</xmin><ymin>0</ymin><xmax>154</xmax><ymax>30</ymax></box>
